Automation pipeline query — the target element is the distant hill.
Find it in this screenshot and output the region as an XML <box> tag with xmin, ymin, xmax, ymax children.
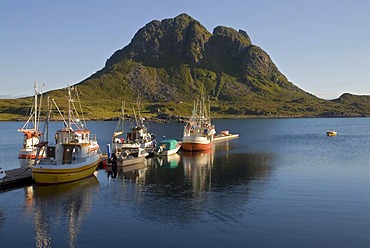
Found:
<box><xmin>1</xmin><ymin>13</ymin><xmax>370</xmax><ymax>120</ymax></box>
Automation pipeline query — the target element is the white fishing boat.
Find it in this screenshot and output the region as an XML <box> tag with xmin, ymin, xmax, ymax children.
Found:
<box><xmin>113</xmin><ymin>102</ymin><xmax>156</xmax><ymax>154</ymax></box>
<box><xmin>112</xmin><ymin>102</ymin><xmax>142</xmax><ymax>152</ymax></box>
<box><xmin>32</xmin><ymin>86</ymin><xmax>101</xmax><ymax>185</ymax></box>
<box><xmin>18</xmin><ymin>83</ymin><xmax>45</xmax><ymax>168</ymax></box>
<box><xmin>154</xmin><ymin>139</ymin><xmax>181</xmax><ymax>156</ymax></box>
<box><xmin>182</xmin><ymin>97</ymin><xmax>216</xmax><ymax>151</ymax></box>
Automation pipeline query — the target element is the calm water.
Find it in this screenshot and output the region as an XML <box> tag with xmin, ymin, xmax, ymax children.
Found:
<box><xmin>1</xmin><ymin>118</ymin><xmax>370</xmax><ymax>247</ymax></box>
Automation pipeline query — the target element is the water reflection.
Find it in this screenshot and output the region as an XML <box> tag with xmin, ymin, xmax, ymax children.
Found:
<box><xmin>105</xmin><ymin>161</ymin><xmax>148</xmax><ymax>183</ymax></box>
<box><xmin>135</xmin><ymin>149</ymin><xmax>274</xmax><ymax>225</ymax></box>
<box><xmin>154</xmin><ymin>153</ymin><xmax>181</xmax><ymax>168</ymax></box>
<box><xmin>26</xmin><ymin>176</ymin><xmax>99</xmax><ymax>248</ymax></box>
<box><xmin>182</xmin><ymin>150</ymin><xmax>214</xmax><ymax>192</ymax></box>
<box><xmin>0</xmin><ymin>209</ymin><xmax>4</xmax><ymax>232</ymax></box>
<box><xmin>211</xmin><ymin>152</ymin><xmax>274</xmax><ymax>189</ymax></box>
<box><xmin>109</xmin><ymin>162</ymin><xmax>148</xmax><ymax>182</ymax></box>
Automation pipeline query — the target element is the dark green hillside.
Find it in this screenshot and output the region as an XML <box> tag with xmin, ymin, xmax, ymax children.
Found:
<box><xmin>1</xmin><ymin>13</ymin><xmax>370</xmax><ymax>120</ymax></box>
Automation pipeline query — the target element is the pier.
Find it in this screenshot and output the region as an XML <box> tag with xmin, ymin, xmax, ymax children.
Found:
<box><xmin>0</xmin><ymin>167</ymin><xmax>34</xmax><ymax>191</ymax></box>
<box><xmin>213</xmin><ymin>133</ymin><xmax>239</xmax><ymax>143</ymax></box>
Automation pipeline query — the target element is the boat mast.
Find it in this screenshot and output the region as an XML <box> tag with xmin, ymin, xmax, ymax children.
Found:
<box><xmin>133</xmin><ymin>108</ymin><xmax>138</xmax><ymax>127</ymax></box>
<box><xmin>67</xmin><ymin>85</ymin><xmax>73</xmax><ymax>130</ymax></box>
<box><xmin>33</xmin><ymin>82</ymin><xmax>38</xmax><ymax>132</ymax></box>
<box><xmin>208</xmin><ymin>95</ymin><xmax>211</xmax><ymax>124</ymax></box>
<box><xmin>114</xmin><ymin>101</ymin><xmax>125</xmax><ymax>135</ymax></box>
<box><xmin>37</xmin><ymin>83</ymin><xmax>45</xmax><ymax>132</ymax></box>
<box><xmin>45</xmin><ymin>96</ymin><xmax>50</xmax><ymax>143</ymax></box>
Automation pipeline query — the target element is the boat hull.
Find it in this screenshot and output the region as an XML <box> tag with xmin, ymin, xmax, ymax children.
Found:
<box><xmin>32</xmin><ymin>159</ymin><xmax>99</xmax><ymax>185</ymax></box>
<box><xmin>181</xmin><ymin>142</ymin><xmax>212</xmax><ymax>151</ymax></box>
<box><xmin>154</xmin><ymin>145</ymin><xmax>181</xmax><ymax>156</ymax></box>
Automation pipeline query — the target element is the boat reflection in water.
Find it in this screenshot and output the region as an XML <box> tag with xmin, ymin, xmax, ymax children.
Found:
<box><xmin>25</xmin><ymin>175</ymin><xmax>99</xmax><ymax>247</ymax></box>
<box><xmin>107</xmin><ymin>161</ymin><xmax>149</xmax><ymax>183</ymax></box>
<box><xmin>182</xmin><ymin>149</ymin><xmax>214</xmax><ymax>192</ymax></box>
<box><xmin>154</xmin><ymin>153</ymin><xmax>181</xmax><ymax>168</ymax></box>
<box><xmin>136</xmin><ymin>148</ymin><xmax>274</xmax><ymax>226</ymax></box>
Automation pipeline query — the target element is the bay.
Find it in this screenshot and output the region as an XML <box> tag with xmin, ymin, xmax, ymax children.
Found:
<box><xmin>1</xmin><ymin>118</ymin><xmax>370</xmax><ymax>247</ymax></box>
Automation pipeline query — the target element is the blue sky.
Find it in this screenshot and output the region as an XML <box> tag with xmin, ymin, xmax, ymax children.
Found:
<box><xmin>1</xmin><ymin>0</ymin><xmax>369</xmax><ymax>99</ymax></box>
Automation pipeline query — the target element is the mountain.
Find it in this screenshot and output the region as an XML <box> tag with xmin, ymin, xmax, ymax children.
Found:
<box><xmin>1</xmin><ymin>13</ymin><xmax>370</xmax><ymax>120</ymax></box>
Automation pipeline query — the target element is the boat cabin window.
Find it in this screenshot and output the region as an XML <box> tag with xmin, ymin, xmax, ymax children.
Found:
<box><xmin>46</xmin><ymin>146</ymin><xmax>56</xmax><ymax>158</ymax></box>
<box><xmin>63</xmin><ymin>145</ymin><xmax>74</xmax><ymax>164</ymax></box>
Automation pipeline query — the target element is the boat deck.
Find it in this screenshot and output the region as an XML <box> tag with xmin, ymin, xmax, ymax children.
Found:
<box><xmin>0</xmin><ymin>167</ymin><xmax>34</xmax><ymax>191</ymax></box>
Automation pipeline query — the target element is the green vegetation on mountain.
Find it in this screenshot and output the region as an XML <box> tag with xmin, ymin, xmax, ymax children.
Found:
<box><xmin>1</xmin><ymin>13</ymin><xmax>370</xmax><ymax>121</ymax></box>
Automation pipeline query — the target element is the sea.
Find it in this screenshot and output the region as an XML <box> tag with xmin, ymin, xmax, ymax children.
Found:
<box><xmin>1</xmin><ymin>118</ymin><xmax>370</xmax><ymax>247</ymax></box>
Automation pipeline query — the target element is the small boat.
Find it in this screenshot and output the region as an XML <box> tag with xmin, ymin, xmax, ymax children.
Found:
<box><xmin>182</xmin><ymin>97</ymin><xmax>216</xmax><ymax>151</ymax></box>
<box><xmin>116</xmin><ymin>148</ymin><xmax>148</xmax><ymax>167</ymax></box>
<box><xmin>32</xmin><ymin>86</ymin><xmax>101</xmax><ymax>185</ymax></box>
<box><xmin>106</xmin><ymin>147</ymin><xmax>148</xmax><ymax>167</ymax></box>
<box><xmin>154</xmin><ymin>139</ymin><xmax>181</xmax><ymax>156</ymax></box>
<box><xmin>18</xmin><ymin>83</ymin><xmax>45</xmax><ymax>168</ymax></box>
<box><xmin>326</xmin><ymin>130</ymin><xmax>337</xmax><ymax>136</ymax></box>
<box><xmin>0</xmin><ymin>167</ymin><xmax>6</xmax><ymax>180</ymax></box>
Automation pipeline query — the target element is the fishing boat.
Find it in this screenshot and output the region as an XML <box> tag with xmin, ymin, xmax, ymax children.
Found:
<box><xmin>18</xmin><ymin>83</ymin><xmax>45</xmax><ymax>168</ymax></box>
<box><xmin>154</xmin><ymin>139</ymin><xmax>181</xmax><ymax>156</ymax></box>
<box><xmin>111</xmin><ymin>101</ymin><xmax>132</xmax><ymax>152</ymax></box>
<box><xmin>326</xmin><ymin>130</ymin><xmax>337</xmax><ymax>136</ymax></box>
<box><xmin>113</xmin><ymin>102</ymin><xmax>156</xmax><ymax>154</ymax></box>
<box><xmin>32</xmin><ymin>86</ymin><xmax>101</xmax><ymax>185</ymax></box>
<box><xmin>182</xmin><ymin>97</ymin><xmax>216</xmax><ymax>151</ymax></box>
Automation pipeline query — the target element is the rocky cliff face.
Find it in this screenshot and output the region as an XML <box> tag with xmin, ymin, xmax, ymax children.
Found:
<box><xmin>102</xmin><ymin>13</ymin><xmax>310</xmax><ymax>103</ymax></box>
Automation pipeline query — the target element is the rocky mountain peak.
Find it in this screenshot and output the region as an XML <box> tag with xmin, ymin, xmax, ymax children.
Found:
<box><xmin>213</xmin><ymin>26</ymin><xmax>252</xmax><ymax>46</ymax></box>
<box><xmin>106</xmin><ymin>13</ymin><xmax>211</xmax><ymax>67</ymax></box>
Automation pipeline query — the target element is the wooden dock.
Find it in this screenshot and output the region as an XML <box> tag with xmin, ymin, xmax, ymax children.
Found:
<box><xmin>0</xmin><ymin>167</ymin><xmax>34</xmax><ymax>191</ymax></box>
<box><xmin>213</xmin><ymin>133</ymin><xmax>239</xmax><ymax>143</ymax></box>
